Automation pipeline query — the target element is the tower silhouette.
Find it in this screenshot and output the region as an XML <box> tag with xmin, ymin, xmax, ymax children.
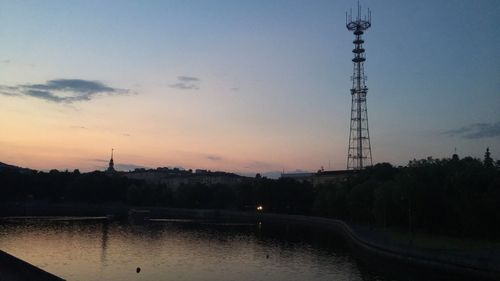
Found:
<box><xmin>346</xmin><ymin>3</ymin><xmax>373</xmax><ymax>170</ymax></box>
<box><xmin>107</xmin><ymin>148</ymin><xmax>116</xmax><ymax>173</ymax></box>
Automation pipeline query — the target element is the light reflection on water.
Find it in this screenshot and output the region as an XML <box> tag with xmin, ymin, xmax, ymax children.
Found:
<box><xmin>0</xmin><ymin>218</ymin><xmax>391</xmax><ymax>281</ymax></box>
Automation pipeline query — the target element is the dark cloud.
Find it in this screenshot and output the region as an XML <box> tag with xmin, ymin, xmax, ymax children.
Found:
<box><xmin>445</xmin><ymin>121</ymin><xmax>500</xmax><ymax>139</ymax></box>
<box><xmin>26</xmin><ymin>89</ymin><xmax>66</xmax><ymax>102</ymax></box>
<box><xmin>0</xmin><ymin>86</ymin><xmax>19</xmax><ymax>96</ymax></box>
<box><xmin>169</xmin><ymin>76</ymin><xmax>200</xmax><ymax>90</ymax></box>
<box><xmin>0</xmin><ymin>79</ymin><xmax>129</xmax><ymax>103</ymax></box>
<box><xmin>206</xmin><ymin>155</ymin><xmax>222</xmax><ymax>161</ymax></box>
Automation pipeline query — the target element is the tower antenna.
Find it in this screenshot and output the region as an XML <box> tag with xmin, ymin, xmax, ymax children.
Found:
<box><xmin>346</xmin><ymin>2</ymin><xmax>373</xmax><ymax>170</ymax></box>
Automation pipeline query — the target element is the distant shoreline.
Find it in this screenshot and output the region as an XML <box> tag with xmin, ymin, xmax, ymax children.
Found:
<box><xmin>1</xmin><ymin>203</ymin><xmax>499</xmax><ymax>281</ymax></box>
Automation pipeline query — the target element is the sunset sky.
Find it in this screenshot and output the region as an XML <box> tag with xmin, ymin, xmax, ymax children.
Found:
<box><xmin>1</xmin><ymin>0</ymin><xmax>499</xmax><ymax>175</ymax></box>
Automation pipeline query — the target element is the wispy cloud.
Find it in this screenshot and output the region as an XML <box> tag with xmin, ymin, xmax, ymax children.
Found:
<box><xmin>243</xmin><ymin>160</ymin><xmax>282</xmax><ymax>171</ymax></box>
<box><xmin>445</xmin><ymin>121</ymin><xmax>500</xmax><ymax>139</ymax></box>
<box><xmin>70</xmin><ymin>125</ymin><xmax>87</xmax><ymax>129</ymax></box>
<box><xmin>0</xmin><ymin>79</ymin><xmax>129</xmax><ymax>103</ymax></box>
<box><xmin>206</xmin><ymin>155</ymin><xmax>222</xmax><ymax>161</ymax></box>
<box><xmin>169</xmin><ymin>76</ymin><xmax>200</xmax><ymax>90</ymax></box>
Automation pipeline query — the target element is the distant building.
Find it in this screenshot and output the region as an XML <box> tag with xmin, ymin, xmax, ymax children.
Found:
<box><xmin>280</xmin><ymin>170</ymin><xmax>354</xmax><ymax>187</ymax></box>
<box><xmin>280</xmin><ymin>172</ymin><xmax>314</xmax><ymax>184</ymax></box>
<box><xmin>124</xmin><ymin>168</ymin><xmax>249</xmax><ymax>188</ymax></box>
<box><xmin>312</xmin><ymin>170</ymin><xmax>354</xmax><ymax>186</ymax></box>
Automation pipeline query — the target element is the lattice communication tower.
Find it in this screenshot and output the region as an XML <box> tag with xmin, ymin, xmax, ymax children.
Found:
<box><xmin>346</xmin><ymin>4</ymin><xmax>373</xmax><ymax>170</ymax></box>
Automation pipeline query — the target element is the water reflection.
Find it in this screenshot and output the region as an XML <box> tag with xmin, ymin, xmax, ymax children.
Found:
<box><xmin>0</xmin><ymin>218</ymin><xmax>394</xmax><ymax>281</ymax></box>
<box><xmin>100</xmin><ymin>222</ymin><xmax>108</xmax><ymax>266</ymax></box>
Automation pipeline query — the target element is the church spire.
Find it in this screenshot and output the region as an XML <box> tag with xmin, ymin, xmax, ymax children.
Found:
<box><xmin>107</xmin><ymin>148</ymin><xmax>116</xmax><ymax>173</ymax></box>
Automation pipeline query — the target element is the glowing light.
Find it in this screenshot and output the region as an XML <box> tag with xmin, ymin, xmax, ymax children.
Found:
<box><xmin>256</xmin><ymin>205</ymin><xmax>263</xmax><ymax>211</ymax></box>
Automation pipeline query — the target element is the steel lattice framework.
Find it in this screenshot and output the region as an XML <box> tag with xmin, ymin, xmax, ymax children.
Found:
<box><xmin>346</xmin><ymin>4</ymin><xmax>373</xmax><ymax>170</ymax></box>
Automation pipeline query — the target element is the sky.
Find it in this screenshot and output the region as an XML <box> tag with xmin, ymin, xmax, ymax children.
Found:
<box><xmin>0</xmin><ymin>0</ymin><xmax>499</xmax><ymax>175</ymax></box>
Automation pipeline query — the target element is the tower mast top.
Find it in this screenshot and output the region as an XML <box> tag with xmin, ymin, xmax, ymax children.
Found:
<box><xmin>346</xmin><ymin>1</ymin><xmax>371</xmax><ymax>31</ymax></box>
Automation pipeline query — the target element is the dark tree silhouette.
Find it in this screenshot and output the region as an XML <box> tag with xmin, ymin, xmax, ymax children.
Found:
<box><xmin>484</xmin><ymin>147</ymin><xmax>494</xmax><ymax>168</ymax></box>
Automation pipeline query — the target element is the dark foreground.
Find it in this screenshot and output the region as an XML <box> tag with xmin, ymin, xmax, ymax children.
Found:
<box><xmin>0</xmin><ymin>250</ymin><xmax>64</xmax><ymax>281</ymax></box>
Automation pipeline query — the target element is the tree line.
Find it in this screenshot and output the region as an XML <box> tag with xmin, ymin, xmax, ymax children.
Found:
<box><xmin>0</xmin><ymin>150</ymin><xmax>499</xmax><ymax>239</ymax></box>
<box><xmin>314</xmin><ymin>153</ymin><xmax>500</xmax><ymax>239</ymax></box>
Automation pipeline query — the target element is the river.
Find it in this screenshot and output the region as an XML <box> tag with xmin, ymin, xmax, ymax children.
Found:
<box><xmin>0</xmin><ymin>217</ymin><xmax>408</xmax><ymax>281</ymax></box>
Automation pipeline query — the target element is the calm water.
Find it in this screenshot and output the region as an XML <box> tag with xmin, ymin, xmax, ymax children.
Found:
<box><xmin>0</xmin><ymin>218</ymin><xmax>397</xmax><ymax>281</ymax></box>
